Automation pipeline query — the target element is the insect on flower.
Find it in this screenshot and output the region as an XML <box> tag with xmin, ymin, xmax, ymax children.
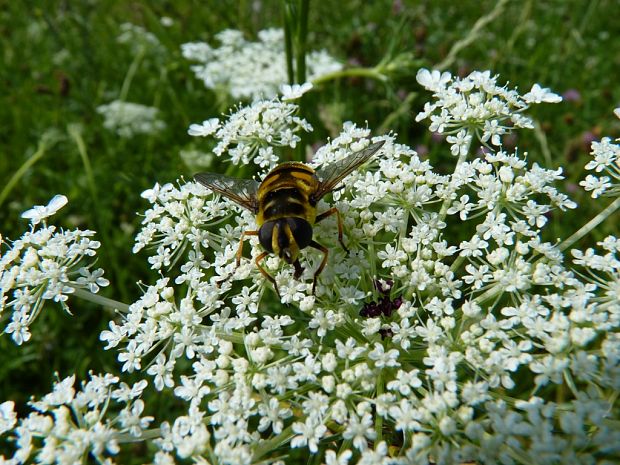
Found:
<box><xmin>195</xmin><ymin>140</ymin><xmax>385</xmax><ymax>297</ymax></box>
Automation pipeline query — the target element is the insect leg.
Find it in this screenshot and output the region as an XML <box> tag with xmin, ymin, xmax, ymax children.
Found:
<box><xmin>309</xmin><ymin>240</ymin><xmax>329</xmax><ymax>295</ymax></box>
<box><xmin>216</xmin><ymin>230</ymin><xmax>258</xmax><ymax>287</ymax></box>
<box><xmin>236</xmin><ymin>230</ymin><xmax>259</xmax><ymax>266</ymax></box>
<box><xmin>293</xmin><ymin>259</ymin><xmax>304</xmax><ymax>279</ymax></box>
<box><xmin>255</xmin><ymin>251</ymin><xmax>280</xmax><ymax>298</ymax></box>
<box><xmin>316</xmin><ymin>207</ymin><xmax>349</xmax><ymax>253</ymax></box>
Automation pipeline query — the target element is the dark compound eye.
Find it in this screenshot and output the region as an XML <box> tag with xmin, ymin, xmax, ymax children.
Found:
<box><xmin>286</xmin><ymin>217</ymin><xmax>312</xmax><ymax>250</ymax></box>
<box><xmin>258</xmin><ymin>221</ymin><xmax>275</xmax><ymax>252</ymax></box>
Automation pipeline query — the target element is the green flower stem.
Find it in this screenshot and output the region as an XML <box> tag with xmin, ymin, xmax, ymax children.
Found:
<box><xmin>375</xmin><ymin>370</ymin><xmax>384</xmax><ymax>443</ymax></box>
<box><xmin>119</xmin><ymin>46</ymin><xmax>146</xmax><ymax>101</ymax></box>
<box><xmin>470</xmin><ymin>283</ymin><xmax>504</xmax><ymax>307</ymax></box>
<box><xmin>114</xmin><ymin>428</ymin><xmax>161</xmax><ymax>442</ymax></box>
<box><xmin>608</xmin><ymin>391</ymin><xmax>620</xmax><ymax>414</ymax></box>
<box><xmin>283</xmin><ymin>0</ymin><xmax>310</xmax><ymax>85</ymax></box>
<box><xmin>558</xmin><ymin>195</ymin><xmax>620</xmax><ymax>252</ymax></box>
<box><xmin>282</xmin><ymin>0</ymin><xmax>310</xmax><ymax>162</ymax></box>
<box><xmin>502</xmin><ymin>439</ymin><xmax>535</xmax><ymax>465</ymax></box>
<box><xmin>311</xmin><ymin>67</ymin><xmax>389</xmax><ymax>86</ymax></box>
<box><xmin>67</xmin><ymin>124</ymin><xmax>130</xmax><ymax>300</ymax></box>
<box><xmin>283</xmin><ymin>3</ymin><xmax>294</xmax><ymax>85</ymax></box>
<box><xmin>533</xmin><ymin>121</ymin><xmax>553</xmax><ymax>167</ymax></box>
<box><xmin>436</xmin><ymin>0</ymin><xmax>510</xmax><ymax>70</ymax></box>
<box><xmin>367</xmin><ymin>241</ymin><xmax>378</xmax><ymax>282</ymax></box>
<box><xmin>378</xmin><ymin>92</ymin><xmax>417</xmax><ymax>134</ymax></box>
<box><xmin>503</xmin><ymin>0</ymin><xmax>533</xmax><ymax>58</ymax></box>
<box><xmin>449</xmin><ymin>254</ymin><xmax>466</xmax><ymax>275</ymax></box>
<box><xmin>72</xmin><ymin>287</ymin><xmax>130</xmax><ymax>313</ymax></box>
<box><xmin>562</xmin><ymin>370</ymin><xmax>580</xmax><ymax>399</ymax></box>
<box><xmin>219</xmin><ymin>330</ymin><xmax>246</xmax><ymax>344</ymax></box>
<box><xmin>68</xmin><ymin>124</ymin><xmax>97</xmax><ymax>202</ymax></box>
<box><xmin>295</xmin><ymin>0</ymin><xmax>309</xmax><ymax>86</ymax></box>
<box><xmin>0</xmin><ymin>135</ymin><xmax>54</xmax><ymax>209</ymax></box>
<box><xmin>339</xmin><ymin>439</ymin><xmax>353</xmax><ymax>455</ymax></box>
<box><xmin>253</xmin><ymin>425</ymin><xmax>294</xmax><ymax>460</ymax></box>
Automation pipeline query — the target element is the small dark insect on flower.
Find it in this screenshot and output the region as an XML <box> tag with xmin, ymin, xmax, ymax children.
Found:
<box><xmin>379</xmin><ymin>327</ymin><xmax>394</xmax><ymax>340</ymax></box>
<box><xmin>360</xmin><ymin>278</ymin><xmax>402</xmax><ymax>318</ymax></box>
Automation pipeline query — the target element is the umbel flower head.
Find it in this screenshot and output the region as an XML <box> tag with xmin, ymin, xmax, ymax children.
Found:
<box><xmin>186</xmin><ymin>87</ymin><xmax>313</xmax><ymax>170</ymax></box>
<box><xmin>20</xmin><ymin>194</ymin><xmax>68</xmax><ymax>226</ymax></box>
<box><xmin>3</xmin><ymin>71</ymin><xmax>618</xmax><ymax>465</ymax></box>
<box><xmin>2</xmin><ymin>373</ymin><xmax>152</xmax><ymax>464</ymax></box>
<box><xmin>182</xmin><ymin>28</ymin><xmax>342</xmax><ymax>100</ymax></box>
<box><xmin>0</xmin><ymin>195</ymin><xmax>108</xmax><ymax>345</ymax></box>
<box><xmin>97</xmin><ymin>100</ymin><xmax>166</xmax><ymax>138</ymax></box>
<box><xmin>95</xmin><ymin>70</ymin><xmax>620</xmax><ymax>464</ymax></box>
<box><xmin>117</xmin><ymin>22</ymin><xmax>165</xmax><ymax>57</ymax></box>
<box><xmin>415</xmin><ymin>68</ymin><xmax>561</xmax><ymax>149</ymax></box>
<box><xmin>579</xmin><ymin>108</ymin><xmax>620</xmax><ymax>198</ymax></box>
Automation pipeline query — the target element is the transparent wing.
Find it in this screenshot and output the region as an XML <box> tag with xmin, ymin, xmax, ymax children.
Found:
<box><xmin>194</xmin><ymin>172</ymin><xmax>259</xmax><ymax>213</ymax></box>
<box><xmin>313</xmin><ymin>140</ymin><xmax>385</xmax><ymax>200</ymax></box>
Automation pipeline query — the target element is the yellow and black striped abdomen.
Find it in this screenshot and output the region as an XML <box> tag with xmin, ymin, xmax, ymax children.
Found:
<box><xmin>256</xmin><ymin>162</ymin><xmax>319</xmax><ymax>226</ymax></box>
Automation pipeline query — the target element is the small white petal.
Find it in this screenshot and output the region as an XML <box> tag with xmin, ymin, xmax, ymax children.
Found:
<box><xmin>523</xmin><ymin>83</ymin><xmax>562</xmax><ymax>104</ymax></box>
<box><xmin>416</xmin><ymin>68</ymin><xmax>452</xmax><ymax>92</ymax></box>
<box><xmin>280</xmin><ymin>82</ymin><xmax>313</xmax><ymax>100</ymax></box>
<box><xmin>21</xmin><ymin>194</ymin><xmax>68</xmax><ymax>224</ymax></box>
<box><xmin>188</xmin><ymin>118</ymin><xmax>220</xmax><ymax>137</ymax></box>
<box><xmin>46</xmin><ymin>195</ymin><xmax>69</xmax><ymax>214</ymax></box>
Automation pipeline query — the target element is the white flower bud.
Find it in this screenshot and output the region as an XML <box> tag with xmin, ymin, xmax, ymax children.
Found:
<box><xmin>218</xmin><ymin>340</ymin><xmax>233</xmax><ymax>355</ymax></box>
<box><xmin>498</xmin><ymin>166</ymin><xmax>514</xmax><ymax>183</ymax></box>
<box><xmin>250</xmin><ymin>347</ymin><xmax>273</xmax><ymax>364</ymax></box>
<box><xmin>161</xmin><ymin>287</ymin><xmax>174</xmax><ymax>300</ymax></box>
<box><xmin>252</xmin><ymin>373</ymin><xmax>267</xmax><ymax>389</ymax></box>
<box><xmin>322</xmin><ymin>353</ymin><xmax>337</xmax><ymax>372</ymax></box>
<box><xmin>245</xmin><ymin>332</ymin><xmax>260</xmax><ymax>347</ymax></box>
<box><xmin>215</xmin><ymin>355</ymin><xmax>230</xmax><ymax>369</ymax></box>
<box><xmin>439</xmin><ymin>416</ymin><xmax>457</xmax><ymax>435</ymax></box>
<box><xmin>336</xmin><ymin>383</ymin><xmax>352</xmax><ymax>399</ymax></box>
<box><xmin>462</xmin><ymin>301</ymin><xmax>481</xmax><ymax>318</ymax></box>
<box><xmin>321</xmin><ymin>376</ymin><xmax>335</xmax><ymax>393</ymax></box>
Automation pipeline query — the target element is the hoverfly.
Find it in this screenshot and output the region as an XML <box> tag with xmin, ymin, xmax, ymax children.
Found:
<box><xmin>195</xmin><ymin>140</ymin><xmax>385</xmax><ymax>297</ymax></box>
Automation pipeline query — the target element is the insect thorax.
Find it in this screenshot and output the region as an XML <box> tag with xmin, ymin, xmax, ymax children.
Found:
<box><xmin>256</xmin><ymin>162</ymin><xmax>319</xmax><ymax>226</ymax></box>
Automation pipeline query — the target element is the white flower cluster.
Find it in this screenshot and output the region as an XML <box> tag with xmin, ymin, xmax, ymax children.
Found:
<box><xmin>415</xmin><ymin>68</ymin><xmax>562</xmax><ymax>152</ymax></box>
<box><xmin>182</xmin><ymin>28</ymin><xmax>342</xmax><ymax>100</ymax></box>
<box><xmin>95</xmin><ymin>69</ymin><xmax>620</xmax><ymax>463</ymax></box>
<box><xmin>0</xmin><ymin>196</ymin><xmax>108</xmax><ymax>345</ymax></box>
<box><xmin>0</xmin><ymin>374</ymin><xmax>152</xmax><ymax>465</ymax></box>
<box><xmin>571</xmin><ymin>236</ymin><xmax>620</xmax><ymax>330</ymax></box>
<box><xmin>188</xmin><ymin>97</ymin><xmax>312</xmax><ymax>170</ymax></box>
<box><xmin>97</xmin><ymin>100</ymin><xmax>166</xmax><ymax>138</ymax></box>
<box><xmin>580</xmin><ymin>118</ymin><xmax>620</xmax><ymax>198</ymax></box>
<box><xmin>117</xmin><ymin>22</ymin><xmax>165</xmax><ymax>56</ymax></box>
<box><xmin>4</xmin><ymin>71</ymin><xmax>619</xmax><ymax>464</ymax></box>
<box><xmin>132</xmin><ymin>180</ymin><xmax>236</xmax><ymax>273</ymax></box>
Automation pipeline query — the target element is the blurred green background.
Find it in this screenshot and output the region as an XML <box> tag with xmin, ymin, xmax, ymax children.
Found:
<box><xmin>1</xmin><ymin>0</ymin><xmax>619</xmax><ymax>411</ymax></box>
